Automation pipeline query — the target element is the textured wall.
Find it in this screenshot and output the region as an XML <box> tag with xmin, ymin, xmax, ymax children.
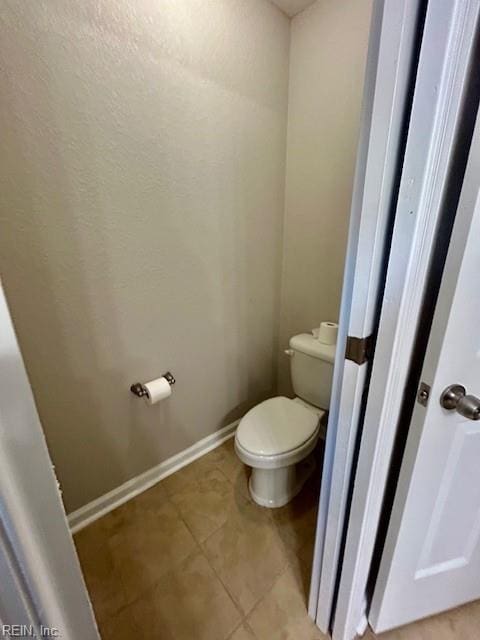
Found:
<box><xmin>278</xmin><ymin>0</ymin><xmax>372</xmax><ymax>394</ymax></box>
<box><xmin>0</xmin><ymin>0</ymin><xmax>290</xmax><ymax>511</ymax></box>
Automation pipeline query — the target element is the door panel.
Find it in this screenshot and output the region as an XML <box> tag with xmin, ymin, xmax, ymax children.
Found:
<box><xmin>309</xmin><ymin>0</ymin><xmax>423</xmax><ymax>630</ymax></box>
<box><xmin>416</xmin><ymin>426</ymin><xmax>480</xmax><ymax>579</ymax></box>
<box><xmin>370</xmin><ymin>104</ymin><xmax>480</xmax><ymax>633</ymax></box>
<box><xmin>331</xmin><ymin>1</ymin><xmax>479</xmax><ymax>637</ymax></box>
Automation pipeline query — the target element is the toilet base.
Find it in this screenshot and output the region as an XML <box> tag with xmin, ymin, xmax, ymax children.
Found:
<box><xmin>248</xmin><ymin>454</ymin><xmax>316</xmax><ymax>508</ymax></box>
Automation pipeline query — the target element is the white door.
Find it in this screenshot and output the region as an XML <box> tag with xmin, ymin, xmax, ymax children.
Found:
<box><xmin>308</xmin><ymin>0</ymin><xmax>423</xmax><ymax>630</ymax></box>
<box><xmin>331</xmin><ymin>1</ymin><xmax>479</xmax><ymax>637</ymax></box>
<box><xmin>369</xmin><ymin>102</ymin><xmax>480</xmax><ymax>633</ymax></box>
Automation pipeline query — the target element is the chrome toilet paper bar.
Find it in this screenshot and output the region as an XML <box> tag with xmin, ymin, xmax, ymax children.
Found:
<box><xmin>130</xmin><ymin>371</ymin><xmax>175</xmax><ymax>398</ymax></box>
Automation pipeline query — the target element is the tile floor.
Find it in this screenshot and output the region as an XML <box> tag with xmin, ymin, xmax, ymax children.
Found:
<box><xmin>74</xmin><ymin>437</ymin><xmax>480</xmax><ymax>640</ymax></box>
<box><xmin>74</xmin><ymin>437</ymin><xmax>323</xmax><ymax>640</ymax></box>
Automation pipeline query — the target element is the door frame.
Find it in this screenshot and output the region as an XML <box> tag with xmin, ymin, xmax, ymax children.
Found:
<box><xmin>330</xmin><ymin>1</ymin><xmax>480</xmax><ymax>638</ymax></box>
<box><xmin>309</xmin><ymin>0</ymin><xmax>423</xmax><ymax>632</ymax></box>
<box><xmin>0</xmin><ymin>283</ymin><xmax>99</xmax><ymax>639</ymax></box>
<box><xmin>2</xmin><ymin>2</ymin><xmax>475</xmax><ymax>638</ymax></box>
<box><xmin>0</xmin><ymin>3</ymin><xmax>423</xmax><ymax>638</ymax></box>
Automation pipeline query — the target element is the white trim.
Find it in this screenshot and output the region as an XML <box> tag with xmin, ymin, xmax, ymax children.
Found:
<box><xmin>309</xmin><ymin>0</ymin><xmax>422</xmax><ymax>630</ymax></box>
<box><xmin>356</xmin><ymin>612</ymin><xmax>368</xmax><ymax>637</ymax></box>
<box><xmin>332</xmin><ymin>2</ymin><xmax>479</xmax><ymax>639</ymax></box>
<box><xmin>0</xmin><ymin>284</ymin><xmax>99</xmax><ymax>639</ymax></box>
<box><xmin>68</xmin><ymin>420</ymin><xmax>239</xmax><ymax>533</ymax></box>
<box><xmin>0</xmin><ymin>521</ymin><xmax>42</xmax><ymax>635</ymax></box>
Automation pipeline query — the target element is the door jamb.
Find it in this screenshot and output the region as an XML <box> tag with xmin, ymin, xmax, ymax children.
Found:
<box><xmin>332</xmin><ymin>1</ymin><xmax>480</xmax><ymax>638</ymax></box>
<box><xmin>309</xmin><ymin>0</ymin><xmax>423</xmax><ymax>631</ymax></box>
<box><xmin>0</xmin><ymin>284</ymin><xmax>99</xmax><ymax>639</ymax></box>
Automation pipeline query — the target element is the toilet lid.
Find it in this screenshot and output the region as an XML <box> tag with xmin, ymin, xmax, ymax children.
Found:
<box><xmin>236</xmin><ymin>397</ymin><xmax>319</xmax><ymax>456</ymax></box>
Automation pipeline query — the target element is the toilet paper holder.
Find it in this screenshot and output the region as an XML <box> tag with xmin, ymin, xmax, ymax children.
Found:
<box><xmin>130</xmin><ymin>371</ymin><xmax>176</xmax><ymax>398</ymax></box>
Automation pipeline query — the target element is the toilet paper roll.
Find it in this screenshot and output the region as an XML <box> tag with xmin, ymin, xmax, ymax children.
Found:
<box><xmin>317</xmin><ymin>321</ymin><xmax>338</xmax><ymax>345</ymax></box>
<box><xmin>143</xmin><ymin>376</ymin><xmax>172</xmax><ymax>405</ymax></box>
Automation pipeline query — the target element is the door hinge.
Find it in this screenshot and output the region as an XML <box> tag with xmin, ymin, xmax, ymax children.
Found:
<box><xmin>345</xmin><ymin>335</ymin><xmax>374</xmax><ymax>365</ymax></box>
<box><xmin>417</xmin><ymin>381</ymin><xmax>431</xmax><ymax>407</ymax></box>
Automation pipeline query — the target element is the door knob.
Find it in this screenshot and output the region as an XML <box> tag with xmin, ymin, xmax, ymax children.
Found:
<box><xmin>440</xmin><ymin>384</ymin><xmax>480</xmax><ymax>420</ymax></box>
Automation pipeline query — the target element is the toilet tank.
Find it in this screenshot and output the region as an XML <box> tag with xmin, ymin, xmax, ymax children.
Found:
<box><xmin>289</xmin><ymin>333</ymin><xmax>336</xmax><ymax>409</ymax></box>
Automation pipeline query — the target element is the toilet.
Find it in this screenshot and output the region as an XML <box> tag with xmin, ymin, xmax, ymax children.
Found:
<box><xmin>235</xmin><ymin>330</ymin><xmax>336</xmax><ymax>508</ymax></box>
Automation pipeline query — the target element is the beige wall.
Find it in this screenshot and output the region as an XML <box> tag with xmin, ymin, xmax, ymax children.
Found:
<box><xmin>0</xmin><ymin>0</ymin><xmax>372</xmax><ymax>512</ymax></box>
<box><xmin>278</xmin><ymin>0</ymin><xmax>372</xmax><ymax>393</ymax></box>
<box><xmin>0</xmin><ymin>0</ymin><xmax>290</xmax><ymax>511</ymax></box>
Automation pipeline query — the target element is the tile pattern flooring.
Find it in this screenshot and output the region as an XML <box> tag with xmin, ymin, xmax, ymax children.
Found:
<box><xmin>74</xmin><ymin>437</ymin><xmax>480</xmax><ymax>639</ymax></box>
<box><xmin>74</xmin><ymin>438</ymin><xmax>324</xmax><ymax>640</ymax></box>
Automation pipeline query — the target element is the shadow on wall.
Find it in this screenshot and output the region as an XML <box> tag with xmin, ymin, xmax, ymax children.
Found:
<box><xmin>0</xmin><ymin>1</ymin><xmax>288</xmax><ymax>512</ymax></box>
<box><xmin>277</xmin><ymin>0</ymin><xmax>373</xmax><ymax>395</ymax></box>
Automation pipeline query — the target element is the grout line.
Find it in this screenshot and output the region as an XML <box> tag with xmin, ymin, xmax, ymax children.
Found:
<box><xmin>110</xmin><ymin>537</ymin><xmax>205</xmax><ymax>622</ymax></box>
<box><xmin>241</xmin><ymin>619</ymin><xmax>258</xmax><ymax>639</ymax></box>
<box><xmin>197</xmin><ymin>539</ymin><xmax>246</xmax><ymax>623</ymax></box>
<box><xmin>225</xmin><ymin>621</ymin><xmax>245</xmax><ymax>640</ymax></box>
<box><xmin>172</xmin><ymin>500</ymin><xmax>249</xmax><ymax>633</ymax></box>
<box><xmin>225</xmin><ymin>618</ymin><xmax>258</xmax><ymax>640</ymax></box>
<box><xmin>156</xmin><ymin>454</ymin><xmax>246</xmax><ymax>624</ymax></box>
<box><xmin>80</xmin><ymin>439</ymin><xmax>318</xmax><ymax>639</ymax></box>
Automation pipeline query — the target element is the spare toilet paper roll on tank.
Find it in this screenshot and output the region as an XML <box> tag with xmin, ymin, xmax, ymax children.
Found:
<box><xmin>317</xmin><ymin>321</ymin><xmax>339</xmax><ymax>345</ymax></box>
<box><xmin>143</xmin><ymin>376</ymin><xmax>172</xmax><ymax>405</ymax></box>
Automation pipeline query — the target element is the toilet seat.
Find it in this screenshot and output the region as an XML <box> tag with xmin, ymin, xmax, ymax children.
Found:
<box><xmin>235</xmin><ymin>427</ymin><xmax>320</xmax><ymax>470</ymax></box>
<box><xmin>235</xmin><ymin>397</ymin><xmax>321</xmax><ymax>469</ymax></box>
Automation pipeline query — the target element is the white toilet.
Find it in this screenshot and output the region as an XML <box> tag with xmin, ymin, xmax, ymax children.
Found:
<box><xmin>235</xmin><ymin>331</ymin><xmax>335</xmax><ymax>508</ymax></box>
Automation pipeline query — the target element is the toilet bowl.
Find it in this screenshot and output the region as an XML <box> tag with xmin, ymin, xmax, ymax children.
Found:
<box><xmin>235</xmin><ymin>396</ymin><xmax>324</xmax><ymax>507</ymax></box>
<box><xmin>234</xmin><ymin>328</ymin><xmax>336</xmax><ymax>508</ymax></box>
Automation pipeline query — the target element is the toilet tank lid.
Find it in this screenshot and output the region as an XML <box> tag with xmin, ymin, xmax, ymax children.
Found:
<box><xmin>289</xmin><ymin>333</ymin><xmax>336</xmax><ymax>363</ymax></box>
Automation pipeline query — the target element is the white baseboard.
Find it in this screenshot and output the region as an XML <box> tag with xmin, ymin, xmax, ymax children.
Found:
<box><xmin>68</xmin><ymin>420</ymin><xmax>239</xmax><ymax>534</ymax></box>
